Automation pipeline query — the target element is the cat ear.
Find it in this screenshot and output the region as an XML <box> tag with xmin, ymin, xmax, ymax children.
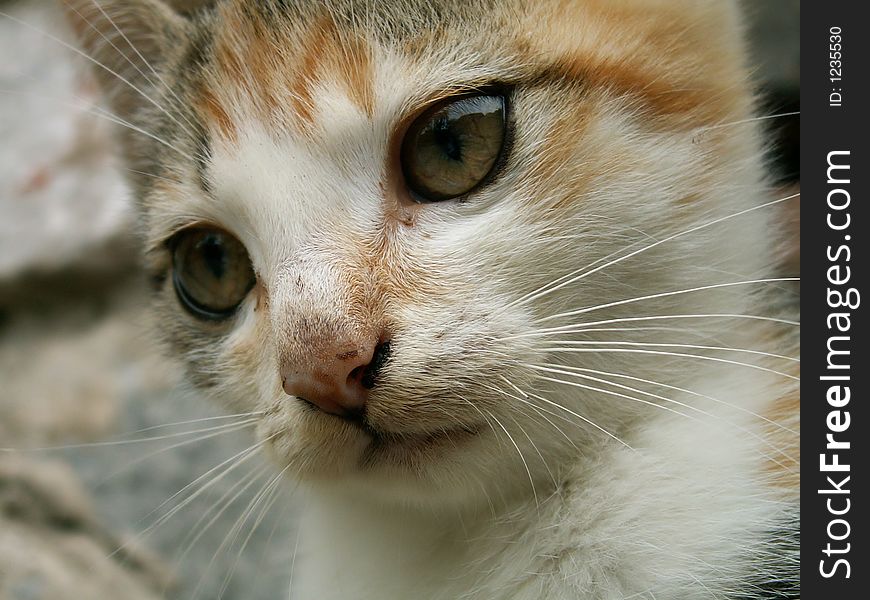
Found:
<box><xmin>61</xmin><ymin>0</ymin><xmax>186</xmax><ymax>118</ymax></box>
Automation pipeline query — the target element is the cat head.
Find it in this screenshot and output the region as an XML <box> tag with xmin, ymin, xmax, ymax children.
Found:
<box><xmin>66</xmin><ymin>0</ymin><xmax>771</xmax><ymax>507</ymax></box>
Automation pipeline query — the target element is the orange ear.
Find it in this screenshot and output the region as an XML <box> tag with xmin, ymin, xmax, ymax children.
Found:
<box><xmin>60</xmin><ymin>0</ymin><xmax>185</xmax><ymax>118</ymax></box>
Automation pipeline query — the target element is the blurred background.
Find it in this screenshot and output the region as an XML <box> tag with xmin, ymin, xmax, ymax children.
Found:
<box><xmin>0</xmin><ymin>1</ymin><xmax>798</xmax><ymax>599</ymax></box>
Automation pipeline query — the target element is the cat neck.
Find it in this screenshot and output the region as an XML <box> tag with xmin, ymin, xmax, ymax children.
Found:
<box><xmin>293</xmin><ymin>481</ymin><xmax>547</xmax><ymax>600</ymax></box>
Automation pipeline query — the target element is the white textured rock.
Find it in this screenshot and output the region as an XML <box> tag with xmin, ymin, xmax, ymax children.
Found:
<box><xmin>0</xmin><ymin>1</ymin><xmax>132</xmax><ymax>282</ymax></box>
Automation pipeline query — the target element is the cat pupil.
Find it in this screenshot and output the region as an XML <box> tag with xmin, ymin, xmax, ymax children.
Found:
<box><xmin>433</xmin><ymin>117</ymin><xmax>463</xmax><ymax>161</ymax></box>
<box><xmin>198</xmin><ymin>236</ymin><xmax>226</xmax><ymax>280</ymax></box>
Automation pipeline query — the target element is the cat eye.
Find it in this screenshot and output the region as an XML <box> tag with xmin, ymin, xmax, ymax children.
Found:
<box><xmin>171</xmin><ymin>228</ymin><xmax>256</xmax><ymax>320</ymax></box>
<box><xmin>400</xmin><ymin>94</ymin><xmax>507</xmax><ymax>202</ymax></box>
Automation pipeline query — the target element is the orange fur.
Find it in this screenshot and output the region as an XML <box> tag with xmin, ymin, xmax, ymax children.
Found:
<box><xmin>195</xmin><ymin>85</ymin><xmax>237</xmax><ymax>141</ymax></box>
<box><xmin>523</xmin><ymin>0</ymin><xmax>751</xmax><ymax>127</ymax></box>
<box><xmin>206</xmin><ymin>9</ymin><xmax>374</xmax><ymax>134</ymax></box>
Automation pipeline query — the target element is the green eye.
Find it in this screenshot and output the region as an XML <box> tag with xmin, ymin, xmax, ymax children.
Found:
<box><xmin>171</xmin><ymin>228</ymin><xmax>256</xmax><ymax>320</ymax></box>
<box><xmin>400</xmin><ymin>94</ymin><xmax>507</xmax><ymax>202</ymax></box>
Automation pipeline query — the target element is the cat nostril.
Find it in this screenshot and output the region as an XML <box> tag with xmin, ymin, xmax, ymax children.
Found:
<box><xmin>347</xmin><ymin>364</ymin><xmax>366</xmax><ymax>386</ymax></box>
<box><xmin>350</xmin><ymin>340</ymin><xmax>391</xmax><ymax>390</ymax></box>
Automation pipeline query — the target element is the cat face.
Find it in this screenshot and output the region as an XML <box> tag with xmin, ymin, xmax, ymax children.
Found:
<box><xmin>68</xmin><ymin>0</ymin><xmax>773</xmax><ymax>505</ymax></box>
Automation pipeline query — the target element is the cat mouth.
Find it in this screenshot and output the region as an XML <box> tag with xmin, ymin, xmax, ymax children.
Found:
<box><xmin>358</xmin><ymin>423</ymin><xmax>482</xmax><ymax>467</ymax></box>
<box><xmin>294</xmin><ymin>393</ymin><xmax>479</xmax><ymax>447</ymax></box>
<box><xmin>262</xmin><ymin>395</ymin><xmax>483</xmax><ymax>476</ymax></box>
<box><xmin>340</xmin><ymin>409</ymin><xmax>479</xmax><ymax>451</ymax></box>
<box><xmin>368</xmin><ymin>423</ymin><xmax>479</xmax><ymax>448</ymax></box>
<box><xmin>301</xmin><ymin>401</ymin><xmax>481</xmax><ymax>456</ymax></box>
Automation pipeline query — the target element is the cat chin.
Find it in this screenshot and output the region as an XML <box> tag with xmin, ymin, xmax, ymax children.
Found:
<box><xmin>257</xmin><ymin>396</ymin><xmax>487</xmax><ymax>489</ymax></box>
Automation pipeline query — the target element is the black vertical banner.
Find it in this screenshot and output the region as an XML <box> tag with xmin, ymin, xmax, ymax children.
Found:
<box><xmin>802</xmin><ymin>2</ymin><xmax>868</xmax><ymax>598</ymax></box>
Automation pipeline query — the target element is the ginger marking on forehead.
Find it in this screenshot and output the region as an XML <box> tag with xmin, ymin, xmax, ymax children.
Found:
<box><xmin>287</xmin><ymin>19</ymin><xmax>330</xmax><ymax>129</ymax></box>
<box><xmin>337</xmin><ymin>34</ymin><xmax>376</xmax><ymax>119</ymax></box>
<box><xmin>209</xmin><ymin>9</ymin><xmax>376</xmax><ymax>132</ymax></box>
<box><xmin>523</xmin><ymin>1</ymin><xmax>749</xmax><ymax>127</ymax></box>
<box><xmin>541</xmin><ymin>57</ymin><xmax>719</xmax><ymax>126</ymax></box>
<box><xmin>288</xmin><ymin>16</ymin><xmax>376</xmax><ymax>128</ymax></box>
<box><xmin>195</xmin><ymin>85</ymin><xmax>237</xmax><ymax>142</ymax></box>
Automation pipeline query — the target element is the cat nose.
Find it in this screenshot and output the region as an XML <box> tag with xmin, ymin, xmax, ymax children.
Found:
<box><xmin>281</xmin><ymin>339</ymin><xmax>391</xmax><ymax>418</ymax></box>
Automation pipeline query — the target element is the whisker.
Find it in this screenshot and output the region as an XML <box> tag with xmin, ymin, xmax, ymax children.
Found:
<box><xmin>95</xmin><ymin>419</ymin><xmax>260</xmax><ymax>486</ymax></box>
<box><xmin>505</xmin><ymin>412</ymin><xmax>558</xmax><ymax>491</ymax></box>
<box><xmin>526</xmin><ymin>325</ymin><xmax>716</xmax><ymax>337</ymax></box>
<box><xmin>520</xmin><ymin>390</ymin><xmax>635</xmax><ymax>452</ymax></box>
<box><xmin>484</xmin><ymin>409</ymin><xmax>539</xmax><ymax>510</ymax></box>
<box><xmin>546</xmin><ymin>365</ymin><xmax>798</xmax><ymax>435</ymax></box>
<box><xmin>0</xmin><ymin>9</ymin><xmax>197</xmax><ymax>141</ymax></box>
<box><xmin>122</xmin><ymin>166</ymin><xmax>183</xmax><ymax>184</ymax></box>
<box><xmin>502</xmin><ymin>238</ymin><xmax>650</xmax><ymax>312</ymax></box>
<box><xmin>217</xmin><ymin>468</ymin><xmax>292</xmax><ymax>600</ymax></box>
<box><xmin>0</xmin><ymin>88</ymin><xmax>199</xmax><ymax>162</ymax></box>
<box><xmin>84</xmin><ymin>0</ymin><xmax>202</xmax><ymax>135</ymax></box>
<box><xmin>1</xmin><ymin>418</ymin><xmax>260</xmax><ymax>453</ymax></box>
<box><xmin>452</xmin><ymin>393</ymin><xmax>504</xmax><ymax>448</ymax></box>
<box><xmin>111</xmin><ymin>411</ymin><xmax>265</xmax><ymax>437</ymax></box>
<box><xmin>546</xmin><ymin>340</ymin><xmax>799</xmax><ymax>363</ymax></box>
<box><xmin>696</xmin><ymin>111</ymin><xmax>800</xmax><ymax>133</ymax></box>
<box><xmin>516</xmin><ymin>192</ymin><xmax>799</xmax><ymax>310</ymax></box>
<box><xmin>106</xmin><ymin>436</ymin><xmax>268</xmax><ymax>562</ymax></box>
<box><xmin>173</xmin><ymin>464</ymin><xmax>271</xmax><ymax>575</ymax></box>
<box><xmin>191</xmin><ymin>464</ymin><xmax>290</xmax><ymax>600</ymax></box>
<box><xmin>287</xmin><ymin>494</ymin><xmax>310</xmax><ymax>598</ymax></box>
<box><xmin>445</xmin><ymin>394</ymin><xmax>505</xmax><ymax>518</ymax></box>
<box><xmin>133</xmin><ymin>436</ymin><xmax>269</xmax><ymax>531</ymax></box>
<box><xmin>488</xmin><ymin>378</ymin><xmax>580</xmax><ymax>451</ymax></box>
<box><xmin>538</xmin><ymin>347</ymin><xmax>799</xmax><ymax>380</ymax></box>
<box><xmin>538</xmin><ymin>278</ymin><xmax>799</xmax><ymax>323</ymax></box>
<box><xmin>153</xmin><ymin>435</ymin><xmax>273</xmax><ymax>517</ymax></box>
<box><xmin>250</xmin><ymin>493</ymin><xmax>294</xmax><ymax>600</ymax></box>
<box><xmin>65</xmin><ymin>0</ymin><xmax>161</xmax><ymax>90</ymax></box>
<box><xmin>526</xmin><ymin>364</ymin><xmax>798</xmax><ymax>467</ymax></box>
<box><xmin>497</xmin><ymin>313</ymin><xmax>799</xmax><ymax>341</ymax></box>
<box><xmin>533</xmin><ymin>370</ymin><xmax>700</xmax><ymax>423</ymax></box>
<box><xmin>527</xmin><ymin>373</ymin><xmax>796</xmax><ymax>473</ymax></box>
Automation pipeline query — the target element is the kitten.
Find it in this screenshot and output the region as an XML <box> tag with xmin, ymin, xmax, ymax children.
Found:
<box><xmin>64</xmin><ymin>0</ymin><xmax>799</xmax><ymax>598</ymax></box>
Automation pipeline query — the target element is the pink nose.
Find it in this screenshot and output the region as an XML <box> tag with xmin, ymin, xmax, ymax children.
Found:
<box><xmin>281</xmin><ymin>339</ymin><xmax>390</xmax><ymax>418</ymax></box>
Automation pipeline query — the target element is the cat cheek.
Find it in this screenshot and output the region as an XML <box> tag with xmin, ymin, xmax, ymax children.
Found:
<box><xmin>222</xmin><ymin>309</ymin><xmax>279</xmax><ymax>396</ymax></box>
